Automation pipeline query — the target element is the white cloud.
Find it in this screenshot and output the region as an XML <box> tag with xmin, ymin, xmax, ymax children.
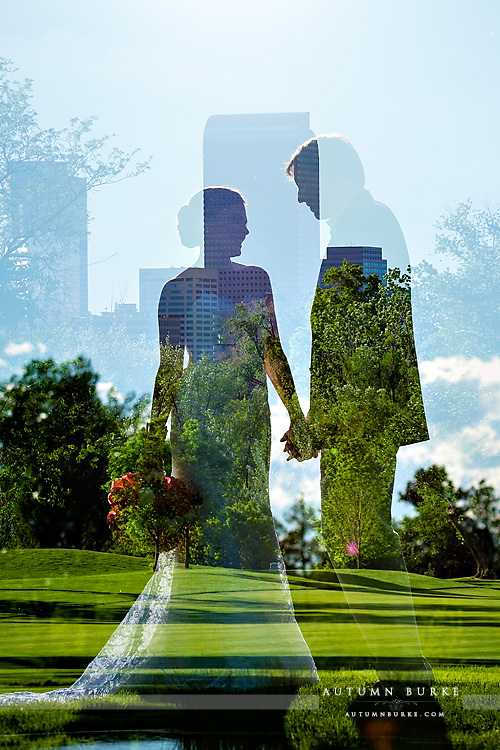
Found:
<box><xmin>270</xmin><ymin>399</ymin><xmax>291</xmax><ymax>461</ymax></box>
<box><xmin>4</xmin><ymin>341</ymin><xmax>34</xmax><ymax>356</ymax></box>
<box><xmin>395</xmin><ymin>424</ymin><xmax>500</xmax><ymax>511</ymax></box>
<box><xmin>394</xmin><ymin>355</ymin><xmax>500</xmax><ymax>499</ymax></box>
<box><xmin>270</xmin><ymin>469</ymin><xmax>321</xmax><ymax>520</ymax></box>
<box><xmin>420</xmin><ymin>356</ymin><xmax>500</xmax><ymax>387</ymax></box>
<box><xmin>96</xmin><ymin>382</ymin><xmax>124</xmax><ymax>403</ymax></box>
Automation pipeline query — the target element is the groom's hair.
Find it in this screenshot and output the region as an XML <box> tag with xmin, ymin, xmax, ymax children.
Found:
<box><xmin>286</xmin><ymin>134</ymin><xmax>365</xmax><ymax>189</ymax></box>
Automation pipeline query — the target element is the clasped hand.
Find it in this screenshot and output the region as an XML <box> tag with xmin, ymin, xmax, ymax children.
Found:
<box><xmin>280</xmin><ymin>418</ymin><xmax>318</xmax><ymax>462</ymax></box>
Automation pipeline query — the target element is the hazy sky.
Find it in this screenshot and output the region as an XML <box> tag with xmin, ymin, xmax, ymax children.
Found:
<box><xmin>2</xmin><ymin>0</ymin><xmax>499</xmax><ymax>314</ymax></box>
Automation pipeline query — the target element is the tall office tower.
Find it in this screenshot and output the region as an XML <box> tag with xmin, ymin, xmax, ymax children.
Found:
<box><xmin>139</xmin><ymin>267</ymin><xmax>185</xmax><ymax>317</ymax></box>
<box><xmin>9</xmin><ymin>161</ymin><xmax>88</xmax><ymax>318</ymax></box>
<box><xmin>203</xmin><ymin>113</ymin><xmax>319</xmax><ymax>341</ymax></box>
<box><xmin>317</xmin><ymin>246</ymin><xmax>388</xmax><ymax>288</ymax></box>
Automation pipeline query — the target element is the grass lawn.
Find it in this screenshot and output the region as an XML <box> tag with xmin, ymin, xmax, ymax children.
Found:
<box><xmin>286</xmin><ymin>568</ymin><xmax>500</xmax><ymax>666</ymax></box>
<box><xmin>0</xmin><ymin>549</ymin><xmax>151</xmax><ymax>691</ymax></box>
<box><xmin>1</xmin><ymin>550</ymin><xmax>500</xmax><ymax>748</ymax></box>
<box><xmin>285</xmin><ymin>570</ymin><xmax>500</xmax><ymax>748</ymax></box>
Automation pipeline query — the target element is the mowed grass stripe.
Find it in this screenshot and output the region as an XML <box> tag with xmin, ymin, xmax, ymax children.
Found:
<box><xmin>0</xmin><ymin>549</ymin><xmax>149</xmax><ymax>580</ymax></box>
<box><xmin>287</xmin><ymin>569</ymin><xmax>500</xmax><ymax>664</ymax></box>
<box><xmin>0</xmin><ymin>550</ymin><xmax>499</xmax><ymax>694</ymax></box>
<box><xmin>0</xmin><ymin>622</ymin><xmax>122</xmax><ymax>657</ymax></box>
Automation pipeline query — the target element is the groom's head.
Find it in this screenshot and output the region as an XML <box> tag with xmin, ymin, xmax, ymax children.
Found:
<box><xmin>286</xmin><ymin>134</ymin><xmax>365</xmax><ymax>220</ymax></box>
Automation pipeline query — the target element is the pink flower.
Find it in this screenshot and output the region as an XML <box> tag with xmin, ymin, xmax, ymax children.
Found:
<box><xmin>346</xmin><ymin>541</ymin><xmax>359</xmax><ymax>556</ymax></box>
<box><xmin>110</xmin><ymin>478</ymin><xmax>124</xmax><ymax>491</ymax></box>
<box><xmin>107</xmin><ymin>510</ymin><xmax>117</xmax><ymax>523</ymax></box>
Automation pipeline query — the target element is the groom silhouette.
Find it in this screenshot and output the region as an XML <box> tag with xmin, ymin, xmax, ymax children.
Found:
<box><xmin>283</xmin><ymin>133</ymin><xmax>431</xmax><ymax>683</ymax></box>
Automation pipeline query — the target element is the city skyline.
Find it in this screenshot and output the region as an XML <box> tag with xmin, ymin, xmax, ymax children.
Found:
<box><xmin>1</xmin><ymin>2</ymin><xmax>498</xmax><ymax>316</ymax></box>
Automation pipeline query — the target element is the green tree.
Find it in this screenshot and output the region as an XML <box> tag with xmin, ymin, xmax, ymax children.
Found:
<box><xmin>107</xmin><ymin>472</ymin><xmax>196</xmax><ymax>570</ymax></box>
<box><xmin>0</xmin><ymin>57</ymin><xmax>149</xmax><ymax>334</ymax></box>
<box><xmin>398</xmin><ymin>465</ymin><xmax>500</xmax><ymax>578</ymax></box>
<box><xmin>0</xmin><ymin>357</ymin><xmax>138</xmax><ymax>549</ymax></box>
<box><xmin>275</xmin><ymin>497</ymin><xmax>327</xmax><ymax>570</ymax></box>
<box><xmin>170</xmin><ymin>348</ymin><xmax>277</xmax><ymax>568</ymax></box>
<box><xmin>108</xmin><ymin>429</ymin><xmax>171</xmax><ymax>483</ymax></box>
<box><xmin>413</xmin><ymin>201</ymin><xmax>500</xmax><ymax>360</ymax></box>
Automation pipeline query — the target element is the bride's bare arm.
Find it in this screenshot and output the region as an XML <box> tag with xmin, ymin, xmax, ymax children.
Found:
<box><xmin>263</xmin><ymin>294</ymin><xmax>318</xmax><ymax>462</ymax></box>
<box><xmin>139</xmin><ymin>343</ymin><xmax>184</xmax><ymax>479</ymax></box>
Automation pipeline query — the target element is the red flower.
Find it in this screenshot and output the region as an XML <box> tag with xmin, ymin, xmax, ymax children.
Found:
<box><xmin>122</xmin><ymin>473</ymin><xmax>138</xmax><ymax>488</ymax></box>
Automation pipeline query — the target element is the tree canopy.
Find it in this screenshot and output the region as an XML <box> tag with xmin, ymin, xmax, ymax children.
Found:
<box><xmin>413</xmin><ymin>200</ymin><xmax>500</xmax><ymax>360</ymax></box>
<box><xmin>150</xmin><ymin>303</ymin><xmax>279</xmax><ymax>569</ymax></box>
<box><xmin>399</xmin><ymin>465</ymin><xmax>500</xmax><ymax>579</ymax></box>
<box><xmin>0</xmin><ymin>357</ymin><xmax>142</xmax><ymax>549</ymax></box>
<box><xmin>107</xmin><ymin>472</ymin><xmax>196</xmax><ymax>570</ymax></box>
<box><xmin>275</xmin><ymin>497</ymin><xmax>327</xmax><ymax>570</ymax></box>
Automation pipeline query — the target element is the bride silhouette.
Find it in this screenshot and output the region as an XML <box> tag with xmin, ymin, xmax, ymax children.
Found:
<box><xmin>0</xmin><ymin>187</ymin><xmax>316</xmax><ymax>705</ymax></box>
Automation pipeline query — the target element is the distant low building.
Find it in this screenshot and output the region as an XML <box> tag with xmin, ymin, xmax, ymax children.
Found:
<box><xmin>90</xmin><ymin>267</ymin><xmax>187</xmax><ymax>342</ymax></box>
<box><xmin>317</xmin><ymin>246</ymin><xmax>387</xmax><ymax>288</ymax></box>
<box><xmin>91</xmin><ymin>303</ymin><xmax>156</xmax><ymax>340</ymax></box>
